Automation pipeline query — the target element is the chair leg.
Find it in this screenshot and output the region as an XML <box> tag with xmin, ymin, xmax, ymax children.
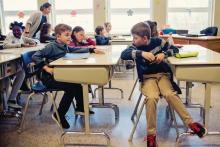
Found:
<box><xmin>49</xmin><ymin>92</ymin><xmax>62</xmax><ymax>131</ymax></box>
<box><xmin>18</xmin><ymin>92</ymin><xmax>35</xmax><ymax>133</ymax></box>
<box><xmin>129</xmin><ymin>98</ymin><xmax>147</xmax><ymax>141</ymax></box>
<box><xmin>131</xmin><ymin>93</ymin><xmax>142</xmax><ymax>121</ymax></box>
<box><xmin>169</xmin><ymin>105</ymin><xmax>180</xmax><ymax>138</ymax></box>
<box><xmin>39</xmin><ymin>93</ymin><xmax>47</xmax><ymax>115</ymax></box>
<box><xmin>128</xmin><ymin>78</ymin><xmax>139</xmax><ymax>101</ymax></box>
<box><xmin>50</xmin><ymin>91</ymin><xmax>58</xmax><ymax>112</ymax></box>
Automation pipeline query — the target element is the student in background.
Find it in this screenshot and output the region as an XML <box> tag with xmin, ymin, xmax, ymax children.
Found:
<box><xmin>32</xmin><ymin>24</ymin><xmax>104</xmax><ymax>129</ymax></box>
<box><xmin>2</xmin><ymin>22</ymin><xmax>28</xmax><ymax>109</ymax></box>
<box><xmin>121</xmin><ymin>22</ymin><xmax>207</xmax><ymax>147</ymax></box>
<box><xmin>104</xmin><ymin>22</ymin><xmax>112</xmax><ymax>37</ymax></box>
<box><xmin>144</xmin><ymin>20</ymin><xmax>158</xmax><ymax>37</ymax></box>
<box><xmin>3</xmin><ymin>21</ymin><xmax>36</xmax><ymax>49</ymax></box>
<box><xmin>40</xmin><ymin>23</ymin><xmax>56</xmax><ymax>43</ymax></box>
<box><xmin>95</xmin><ymin>26</ymin><xmax>110</xmax><ymax>45</ymax></box>
<box><xmin>24</xmin><ymin>2</ymin><xmax>51</xmax><ymax>38</ymax></box>
<box><xmin>69</xmin><ymin>26</ymin><xmax>95</xmax><ymax>47</ymax></box>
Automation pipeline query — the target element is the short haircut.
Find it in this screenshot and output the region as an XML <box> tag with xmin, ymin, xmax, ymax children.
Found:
<box><xmin>54</xmin><ymin>24</ymin><xmax>72</xmax><ymax>35</ymax></box>
<box><xmin>40</xmin><ymin>2</ymin><xmax>51</xmax><ymax>11</ymax></box>
<box><xmin>95</xmin><ymin>26</ymin><xmax>104</xmax><ymax>35</ymax></box>
<box><xmin>131</xmin><ymin>22</ymin><xmax>151</xmax><ymax>39</ymax></box>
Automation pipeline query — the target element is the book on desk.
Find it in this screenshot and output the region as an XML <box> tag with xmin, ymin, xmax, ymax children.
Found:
<box><xmin>62</xmin><ymin>53</ymin><xmax>90</xmax><ymax>60</ymax></box>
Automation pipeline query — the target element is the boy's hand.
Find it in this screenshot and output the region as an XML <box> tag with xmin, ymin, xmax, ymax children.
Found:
<box><xmin>141</xmin><ymin>52</ymin><xmax>155</xmax><ymax>62</ymax></box>
<box><xmin>94</xmin><ymin>48</ymin><xmax>105</xmax><ymax>54</ymax></box>
<box><xmin>155</xmin><ymin>53</ymin><xmax>165</xmax><ymax>63</ymax></box>
<box><xmin>43</xmin><ymin>66</ymin><xmax>54</xmax><ymax>75</ymax></box>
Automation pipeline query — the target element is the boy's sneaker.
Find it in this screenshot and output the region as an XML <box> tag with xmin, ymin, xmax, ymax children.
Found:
<box><xmin>189</xmin><ymin>122</ymin><xmax>207</xmax><ymax>138</ymax></box>
<box><xmin>52</xmin><ymin>113</ymin><xmax>70</xmax><ymax>129</ymax></box>
<box><xmin>144</xmin><ymin>135</ymin><xmax>158</xmax><ymax>147</ymax></box>
<box><xmin>75</xmin><ymin>108</ymin><xmax>95</xmax><ymax>116</ymax></box>
<box><xmin>8</xmin><ymin>100</ymin><xmax>22</xmax><ymax>109</ymax></box>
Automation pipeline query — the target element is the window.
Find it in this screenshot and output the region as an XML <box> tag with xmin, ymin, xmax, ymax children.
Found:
<box><xmin>109</xmin><ymin>0</ymin><xmax>151</xmax><ymax>34</ymax></box>
<box><xmin>167</xmin><ymin>0</ymin><xmax>212</xmax><ymax>33</ymax></box>
<box><xmin>0</xmin><ymin>0</ymin><xmax>38</xmax><ymax>34</ymax></box>
<box><xmin>52</xmin><ymin>0</ymin><xmax>93</xmax><ymax>33</ymax></box>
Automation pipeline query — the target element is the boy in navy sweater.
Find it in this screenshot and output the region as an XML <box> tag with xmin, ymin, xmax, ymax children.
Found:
<box><xmin>121</xmin><ymin>22</ymin><xmax>207</xmax><ymax>147</ymax></box>
<box><xmin>95</xmin><ymin>26</ymin><xmax>110</xmax><ymax>45</ymax></box>
<box><xmin>32</xmin><ymin>24</ymin><xmax>104</xmax><ymax>129</ymax></box>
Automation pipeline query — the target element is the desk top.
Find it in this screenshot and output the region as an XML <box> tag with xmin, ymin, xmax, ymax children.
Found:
<box><xmin>50</xmin><ymin>45</ymin><xmax>127</xmax><ymax>66</ymax></box>
<box><xmin>0</xmin><ymin>54</ymin><xmax>20</xmax><ymax>64</ymax></box>
<box><xmin>0</xmin><ymin>44</ymin><xmax>46</xmax><ymax>55</ymax></box>
<box><xmin>168</xmin><ymin>45</ymin><xmax>220</xmax><ymax>65</ymax></box>
<box><xmin>161</xmin><ymin>34</ymin><xmax>220</xmax><ymax>41</ymax></box>
<box><xmin>111</xmin><ymin>36</ymin><xmax>132</xmax><ymax>42</ymax></box>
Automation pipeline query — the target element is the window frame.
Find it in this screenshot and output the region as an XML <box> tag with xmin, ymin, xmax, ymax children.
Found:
<box><xmin>166</xmin><ymin>0</ymin><xmax>213</xmax><ymax>32</ymax></box>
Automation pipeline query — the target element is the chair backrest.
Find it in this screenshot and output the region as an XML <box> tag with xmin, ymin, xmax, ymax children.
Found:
<box><xmin>21</xmin><ymin>51</ymin><xmax>42</xmax><ymax>78</ymax></box>
<box><xmin>200</xmin><ymin>27</ymin><xmax>218</xmax><ymax>36</ymax></box>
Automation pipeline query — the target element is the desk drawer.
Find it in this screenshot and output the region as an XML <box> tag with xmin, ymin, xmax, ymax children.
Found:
<box><xmin>173</xmin><ymin>65</ymin><xmax>220</xmax><ymax>83</ymax></box>
<box><xmin>54</xmin><ymin>66</ymin><xmax>112</xmax><ymax>85</ymax></box>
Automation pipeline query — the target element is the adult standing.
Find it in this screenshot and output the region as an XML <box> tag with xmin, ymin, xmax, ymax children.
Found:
<box><xmin>24</xmin><ymin>2</ymin><xmax>51</xmax><ymax>38</ymax></box>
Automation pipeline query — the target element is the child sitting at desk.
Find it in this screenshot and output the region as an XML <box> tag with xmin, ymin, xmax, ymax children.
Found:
<box><xmin>32</xmin><ymin>24</ymin><xmax>104</xmax><ymax>129</ymax></box>
<box><xmin>95</xmin><ymin>26</ymin><xmax>111</xmax><ymax>45</ymax></box>
<box><xmin>3</xmin><ymin>21</ymin><xmax>37</xmax><ymax>49</ymax></box>
<box><xmin>69</xmin><ymin>26</ymin><xmax>95</xmax><ymax>47</ymax></box>
<box><xmin>39</xmin><ymin>23</ymin><xmax>56</xmax><ymax>43</ymax></box>
<box><xmin>121</xmin><ymin>22</ymin><xmax>207</xmax><ymax>147</ymax></box>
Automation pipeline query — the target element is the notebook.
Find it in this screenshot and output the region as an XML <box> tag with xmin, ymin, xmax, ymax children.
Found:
<box><xmin>63</xmin><ymin>53</ymin><xmax>90</xmax><ymax>60</ymax></box>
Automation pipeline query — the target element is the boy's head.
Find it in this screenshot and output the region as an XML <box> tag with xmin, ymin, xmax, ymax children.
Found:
<box><xmin>131</xmin><ymin>22</ymin><xmax>151</xmax><ymax>47</ymax></box>
<box><xmin>71</xmin><ymin>26</ymin><xmax>85</xmax><ymax>42</ymax></box>
<box><xmin>54</xmin><ymin>24</ymin><xmax>72</xmax><ymax>44</ymax></box>
<box><xmin>9</xmin><ymin>21</ymin><xmax>25</xmax><ymax>39</ymax></box>
<box><xmin>104</xmin><ymin>22</ymin><xmax>112</xmax><ymax>32</ymax></box>
<box><xmin>95</xmin><ymin>26</ymin><xmax>105</xmax><ymax>36</ymax></box>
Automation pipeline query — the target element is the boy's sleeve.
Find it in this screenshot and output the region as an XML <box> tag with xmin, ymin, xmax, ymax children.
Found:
<box><xmin>96</xmin><ymin>36</ymin><xmax>109</xmax><ymax>45</ymax></box>
<box><xmin>32</xmin><ymin>44</ymin><xmax>53</xmax><ymax>66</ymax></box>
<box><xmin>121</xmin><ymin>45</ymin><xmax>142</xmax><ymax>60</ymax></box>
<box><xmin>68</xmin><ymin>46</ymin><xmax>95</xmax><ymax>53</ymax></box>
<box><xmin>159</xmin><ymin>38</ymin><xmax>179</xmax><ymax>57</ymax></box>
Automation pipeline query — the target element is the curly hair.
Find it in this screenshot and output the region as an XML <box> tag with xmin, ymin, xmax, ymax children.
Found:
<box><xmin>9</xmin><ymin>21</ymin><xmax>25</xmax><ymax>30</ymax></box>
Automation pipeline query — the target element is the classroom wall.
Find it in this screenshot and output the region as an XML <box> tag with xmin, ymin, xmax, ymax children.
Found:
<box><xmin>93</xmin><ymin>0</ymin><xmax>107</xmax><ymax>31</ymax></box>
<box><xmin>213</xmin><ymin>0</ymin><xmax>220</xmax><ymax>35</ymax></box>
<box><xmin>151</xmin><ymin>0</ymin><xmax>167</xmax><ymax>30</ymax></box>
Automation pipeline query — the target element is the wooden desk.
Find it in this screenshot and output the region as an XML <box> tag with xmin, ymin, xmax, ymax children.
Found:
<box><xmin>168</xmin><ymin>45</ymin><xmax>220</xmax><ymax>129</ymax></box>
<box><xmin>0</xmin><ymin>54</ymin><xmax>20</xmax><ymax>112</ymax></box>
<box><xmin>50</xmin><ymin>45</ymin><xmax>126</xmax><ymax>146</ymax></box>
<box><xmin>162</xmin><ymin>34</ymin><xmax>220</xmax><ymax>53</ymax></box>
<box><xmin>111</xmin><ymin>36</ymin><xmax>132</xmax><ymax>45</ymax></box>
<box><xmin>0</xmin><ymin>44</ymin><xmax>46</xmax><ymax>55</ymax></box>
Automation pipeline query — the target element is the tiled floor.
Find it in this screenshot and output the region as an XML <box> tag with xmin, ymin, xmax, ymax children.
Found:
<box><xmin>1</xmin><ymin>72</ymin><xmax>220</xmax><ymax>147</ymax></box>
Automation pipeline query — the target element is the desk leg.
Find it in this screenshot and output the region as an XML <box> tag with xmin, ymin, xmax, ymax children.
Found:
<box><xmin>61</xmin><ymin>84</ymin><xmax>110</xmax><ymax>146</ymax></box>
<box><xmin>204</xmin><ymin>83</ymin><xmax>211</xmax><ymax>129</ymax></box>
<box><xmin>82</xmin><ymin>84</ymin><xmax>90</xmax><ymax>133</ymax></box>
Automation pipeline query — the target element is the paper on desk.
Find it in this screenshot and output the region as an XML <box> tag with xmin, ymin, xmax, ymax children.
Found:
<box><xmin>63</xmin><ymin>53</ymin><xmax>90</xmax><ymax>60</ymax></box>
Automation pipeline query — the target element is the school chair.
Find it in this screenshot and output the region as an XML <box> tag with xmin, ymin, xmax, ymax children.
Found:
<box><xmin>129</xmin><ymin>93</ymin><xmax>180</xmax><ymax>141</ymax></box>
<box><xmin>18</xmin><ymin>51</ymin><xmax>62</xmax><ymax>133</ymax></box>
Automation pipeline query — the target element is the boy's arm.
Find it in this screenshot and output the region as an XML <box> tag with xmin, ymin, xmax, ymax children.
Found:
<box><xmin>96</xmin><ymin>36</ymin><xmax>109</xmax><ymax>45</ymax></box>
<box><xmin>159</xmin><ymin>38</ymin><xmax>179</xmax><ymax>57</ymax></box>
<box><xmin>68</xmin><ymin>46</ymin><xmax>95</xmax><ymax>53</ymax></box>
<box><xmin>32</xmin><ymin>44</ymin><xmax>53</xmax><ymax>66</ymax></box>
<box><xmin>121</xmin><ymin>45</ymin><xmax>142</xmax><ymax>60</ymax></box>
